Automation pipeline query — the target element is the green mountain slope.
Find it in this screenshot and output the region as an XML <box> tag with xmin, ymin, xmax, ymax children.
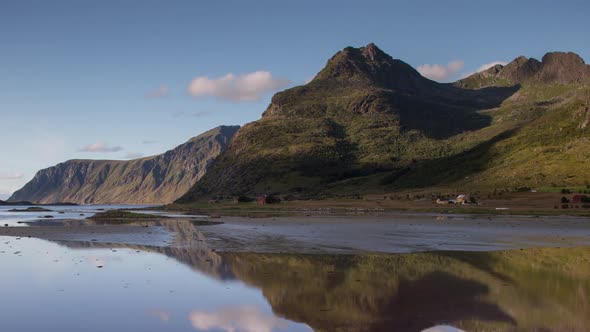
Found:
<box><xmin>178</xmin><ymin>44</ymin><xmax>590</xmax><ymax>201</ymax></box>
<box><xmin>9</xmin><ymin>126</ymin><xmax>239</xmax><ymax>204</ymax></box>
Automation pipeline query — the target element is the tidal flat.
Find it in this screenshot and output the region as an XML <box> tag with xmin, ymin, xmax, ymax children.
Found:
<box><xmin>1</xmin><ymin>206</ymin><xmax>590</xmax><ymax>331</ymax></box>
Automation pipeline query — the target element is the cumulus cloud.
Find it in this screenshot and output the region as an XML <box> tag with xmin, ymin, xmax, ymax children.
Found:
<box><xmin>125</xmin><ymin>152</ymin><xmax>144</xmax><ymax>159</ymax></box>
<box><xmin>79</xmin><ymin>141</ymin><xmax>123</xmax><ymax>153</ymax></box>
<box><xmin>417</xmin><ymin>60</ymin><xmax>464</xmax><ymax>81</ymax></box>
<box><xmin>475</xmin><ymin>61</ymin><xmax>508</xmax><ymax>73</ymax></box>
<box><xmin>146</xmin><ymin>85</ymin><xmax>169</xmax><ymax>99</ymax></box>
<box><xmin>188</xmin><ymin>305</ymin><xmax>290</xmax><ymax>332</ymax></box>
<box><xmin>460</xmin><ymin>60</ymin><xmax>509</xmax><ymax>79</ymax></box>
<box><xmin>187</xmin><ymin>71</ymin><xmax>290</xmax><ymax>102</ymax></box>
<box><xmin>0</xmin><ymin>172</ymin><xmax>25</xmax><ymax>180</ymax></box>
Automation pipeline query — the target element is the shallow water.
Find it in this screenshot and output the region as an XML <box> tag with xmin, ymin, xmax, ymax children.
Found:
<box><xmin>0</xmin><ymin>204</ymin><xmax>152</xmax><ymax>227</ymax></box>
<box><xmin>0</xmin><ymin>236</ymin><xmax>311</xmax><ymax>332</ymax></box>
<box><xmin>1</xmin><ymin>235</ymin><xmax>589</xmax><ymax>331</ymax></box>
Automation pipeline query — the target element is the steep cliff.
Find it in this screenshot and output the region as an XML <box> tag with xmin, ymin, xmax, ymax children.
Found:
<box><xmin>9</xmin><ymin>126</ymin><xmax>239</xmax><ymax>204</ymax></box>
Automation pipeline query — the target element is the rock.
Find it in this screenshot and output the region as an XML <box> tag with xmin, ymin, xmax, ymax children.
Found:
<box><xmin>9</xmin><ymin>126</ymin><xmax>240</xmax><ymax>204</ymax></box>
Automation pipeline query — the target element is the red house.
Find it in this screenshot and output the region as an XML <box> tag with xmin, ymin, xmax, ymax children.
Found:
<box><xmin>572</xmin><ymin>195</ymin><xmax>588</xmax><ymax>204</ymax></box>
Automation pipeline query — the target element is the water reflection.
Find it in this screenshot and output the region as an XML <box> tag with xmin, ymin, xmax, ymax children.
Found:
<box><xmin>2</xmin><ymin>218</ymin><xmax>590</xmax><ymax>332</ymax></box>
<box><xmin>189</xmin><ymin>305</ymin><xmax>291</xmax><ymax>332</ymax></box>
<box><xmin>58</xmin><ymin>238</ymin><xmax>590</xmax><ymax>332</ymax></box>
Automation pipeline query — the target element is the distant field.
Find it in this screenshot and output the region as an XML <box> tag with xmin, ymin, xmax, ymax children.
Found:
<box><xmin>535</xmin><ymin>186</ymin><xmax>590</xmax><ymax>193</ymax></box>
<box><xmin>159</xmin><ymin>191</ymin><xmax>590</xmax><ymax>217</ymax></box>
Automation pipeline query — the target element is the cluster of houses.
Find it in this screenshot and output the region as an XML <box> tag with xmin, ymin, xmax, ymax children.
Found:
<box><xmin>436</xmin><ymin>194</ymin><xmax>474</xmax><ymax>205</ymax></box>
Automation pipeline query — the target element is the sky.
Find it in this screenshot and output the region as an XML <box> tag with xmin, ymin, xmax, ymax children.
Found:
<box><xmin>1</xmin><ymin>0</ymin><xmax>589</xmax><ymax>199</ymax></box>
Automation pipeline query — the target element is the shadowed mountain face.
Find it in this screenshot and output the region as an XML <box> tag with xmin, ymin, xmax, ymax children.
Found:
<box><xmin>9</xmin><ymin>126</ymin><xmax>239</xmax><ymax>204</ymax></box>
<box><xmin>179</xmin><ymin>44</ymin><xmax>590</xmax><ymax>201</ymax></box>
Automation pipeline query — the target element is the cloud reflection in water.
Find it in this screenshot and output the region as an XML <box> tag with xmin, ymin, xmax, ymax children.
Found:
<box><xmin>189</xmin><ymin>305</ymin><xmax>291</xmax><ymax>332</ymax></box>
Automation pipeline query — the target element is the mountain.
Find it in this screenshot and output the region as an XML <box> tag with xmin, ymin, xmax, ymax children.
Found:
<box><xmin>178</xmin><ymin>44</ymin><xmax>590</xmax><ymax>202</ymax></box>
<box><xmin>456</xmin><ymin>52</ymin><xmax>590</xmax><ymax>89</ymax></box>
<box><xmin>9</xmin><ymin>126</ymin><xmax>239</xmax><ymax>204</ymax></box>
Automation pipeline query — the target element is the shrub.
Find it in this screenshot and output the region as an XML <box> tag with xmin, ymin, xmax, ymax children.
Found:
<box><xmin>265</xmin><ymin>195</ymin><xmax>281</xmax><ymax>204</ymax></box>
<box><xmin>561</xmin><ymin>196</ymin><xmax>570</xmax><ymax>204</ymax></box>
<box><xmin>237</xmin><ymin>195</ymin><xmax>254</xmax><ymax>203</ymax></box>
<box><xmin>515</xmin><ymin>186</ymin><xmax>532</xmax><ymax>192</ymax></box>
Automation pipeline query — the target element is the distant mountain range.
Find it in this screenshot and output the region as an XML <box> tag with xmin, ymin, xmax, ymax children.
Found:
<box><xmin>9</xmin><ymin>126</ymin><xmax>239</xmax><ymax>204</ymax></box>
<box><xmin>11</xmin><ymin>44</ymin><xmax>590</xmax><ymax>204</ymax></box>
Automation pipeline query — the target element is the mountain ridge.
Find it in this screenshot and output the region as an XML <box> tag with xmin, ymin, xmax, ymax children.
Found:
<box><xmin>9</xmin><ymin>125</ymin><xmax>240</xmax><ymax>204</ymax></box>
<box><xmin>178</xmin><ymin>44</ymin><xmax>590</xmax><ymax>202</ymax></box>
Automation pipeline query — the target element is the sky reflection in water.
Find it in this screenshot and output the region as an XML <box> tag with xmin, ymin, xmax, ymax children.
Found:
<box><xmin>1</xmin><ymin>235</ymin><xmax>589</xmax><ymax>332</ymax></box>
<box><xmin>0</xmin><ymin>237</ymin><xmax>310</xmax><ymax>332</ymax></box>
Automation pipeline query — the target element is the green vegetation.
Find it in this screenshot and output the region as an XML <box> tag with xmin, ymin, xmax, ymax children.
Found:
<box><xmin>89</xmin><ymin>210</ymin><xmax>160</xmax><ymax>220</ymax></box>
<box><xmin>178</xmin><ymin>45</ymin><xmax>590</xmax><ymax>203</ymax></box>
<box><xmin>8</xmin><ymin>206</ymin><xmax>53</xmax><ymax>212</ymax></box>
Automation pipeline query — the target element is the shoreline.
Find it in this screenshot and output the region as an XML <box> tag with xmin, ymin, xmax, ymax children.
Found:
<box><xmin>152</xmin><ymin>191</ymin><xmax>590</xmax><ymax>218</ymax></box>
<box><xmin>1</xmin><ymin>212</ymin><xmax>590</xmax><ymax>254</ymax></box>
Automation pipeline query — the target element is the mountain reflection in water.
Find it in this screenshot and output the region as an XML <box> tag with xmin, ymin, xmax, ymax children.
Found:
<box><xmin>61</xmin><ymin>237</ymin><xmax>590</xmax><ymax>332</ymax></box>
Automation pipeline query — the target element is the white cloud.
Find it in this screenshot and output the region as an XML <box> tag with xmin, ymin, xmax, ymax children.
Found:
<box><xmin>475</xmin><ymin>61</ymin><xmax>508</xmax><ymax>73</ymax></box>
<box><xmin>0</xmin><ymin>172</ymin><xmax>25</xmax><ymax>180</ymax></box>
<box><xmin>417</xmin><ymin>60</ymin><xmax>464</xmax><ymax>81</ymax></box>
<box><xmin>460</xmin><ymin>61</ymin><xmax>508</xmax><ymax>79</ymax></box>
<box><xmin>188</xmin><ymin>305</ymin><xmax>289</xmax><ymax>332</ymax></box>
<box><xmin>125</xmin><ymin>152</ymin><xmax>144</xmax><ymax>159</ymax></box>
<box><xmin>187</xmin><ymin>71</ymin><xmax>290</xmax><ymax>102</ymax></box>
<box><xmin>79</xmin><ymin>141</ymin><xmax>123</xmax><ymax>153</ymax></box>
<box><xmin>146</xmin><ymin>85</ymin><xmax>169</xmax><ymax>99</ymax></box>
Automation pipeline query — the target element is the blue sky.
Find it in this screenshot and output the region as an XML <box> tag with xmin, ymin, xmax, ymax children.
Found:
<box><xmin>1</xmin><ymin>0</ymin><xmax>589</xmax><ymax>198</ymax></box>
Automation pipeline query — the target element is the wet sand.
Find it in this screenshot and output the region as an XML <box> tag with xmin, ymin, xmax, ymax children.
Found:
<box><xmin>1</xmin><ymin>213</ymin><xmax>589</xmax><ymax>253</ymax></box>
<box><xmin>0</xmin><ymin>223</ymin><xmax>174</xmax><ymax>247</ymax></box>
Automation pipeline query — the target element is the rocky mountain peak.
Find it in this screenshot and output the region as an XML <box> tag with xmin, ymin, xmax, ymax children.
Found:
<box><xmin>360</xmin><ymin>42</ymin><xmax>387</xmax><ymax>61</ymax></box>
<box><xmin>498</xmin><ymin>56</ymin><xmax>541</xmax><ymax>83</ymax></box>
<box><xmin>458</xmin><ymin>51</ymin><xmax>589</xmax><ymax>88</ymax></box>
<box><xmin>311</xmin><ymin>43</ymin><xmax>432</xmax><ymax>93</ymax></box>
<box><xmin>537</xmin><ymin>52</ymin><xmax>588</xmax><ymax>84</ymax></box>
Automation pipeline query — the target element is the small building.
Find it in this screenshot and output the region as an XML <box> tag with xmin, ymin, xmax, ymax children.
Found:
<box><xmin>572</xmin><ymin>195</ymin><xmax>588</xmax><ymax>204</ymax></box>
<box><xmin>257</xmin><ymin>195</ymin><xmax>267</xmax><ymax>205</ymax></box>
<box><xmin>456</xmin><ymin>195</ymin><xmax>468</xmax><ymax>204</ymax></box>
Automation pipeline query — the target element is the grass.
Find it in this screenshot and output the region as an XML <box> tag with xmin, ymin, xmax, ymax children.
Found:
<box><xmin>161</xmin><ymin>191</ymin><xmax>590</xmax><ymax>217</ymax></box>
<box><xmin>89</xmin><ymin>210</ymin><xmax>161</xmax><ymax>220</ymax></box>
<box><xmin>8</xmin><ymin>206</ymin><xmax>53</xmax><ymax>212</ymax></box>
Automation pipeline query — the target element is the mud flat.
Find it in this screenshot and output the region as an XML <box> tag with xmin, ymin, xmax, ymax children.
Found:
<box><xmin>1</xmin><ymin>213</ymin><xmax>589</xmax><ymax>253</ymax></box>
